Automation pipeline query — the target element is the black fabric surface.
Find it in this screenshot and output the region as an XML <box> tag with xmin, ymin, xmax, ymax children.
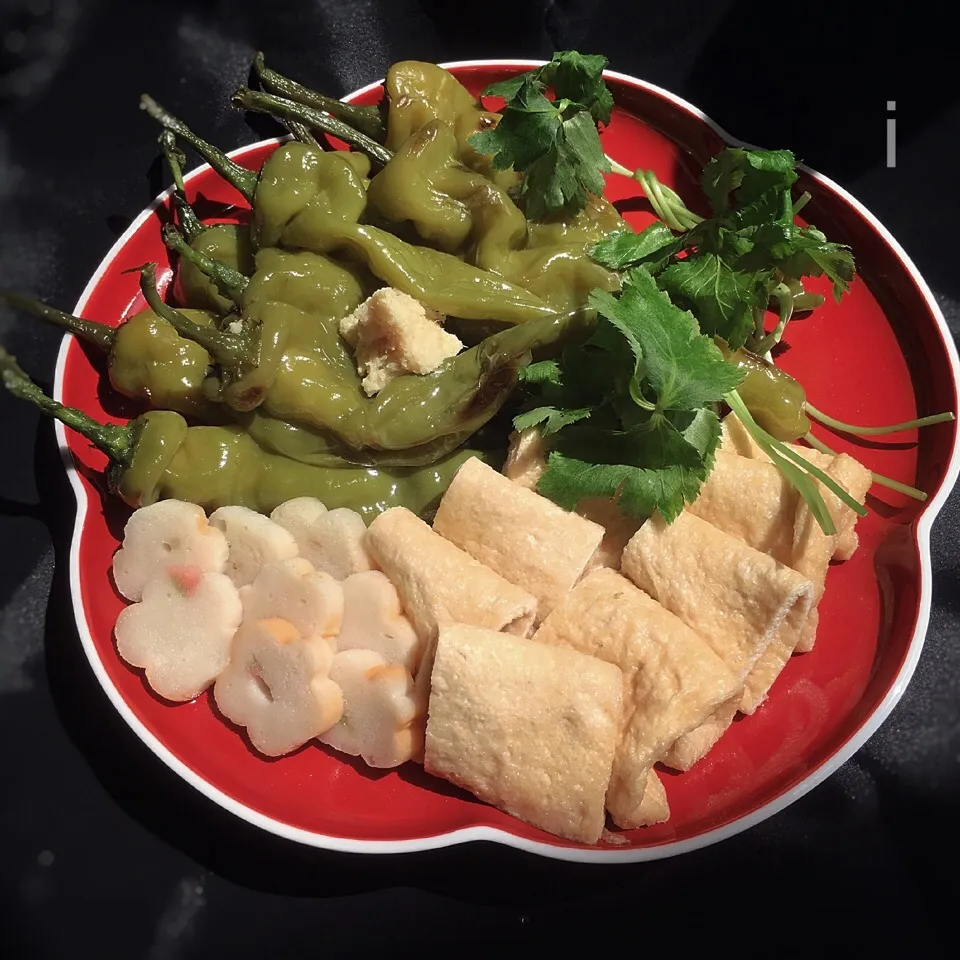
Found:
<box><xmin>1</xmin><ymin>1</ymin><xmax>957</xmax><ymax>955</ymax></box>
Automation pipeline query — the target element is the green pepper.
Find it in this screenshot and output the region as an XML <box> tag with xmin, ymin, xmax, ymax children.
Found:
<box><xmin>367</xmin><ymin>121</ymin><xmax>620</xmax><ymax>313</ymax></box>
<box><xmin>139</xmin><ymin>261</ymin><xmax>585</xmax><ymax>456</ymax></box>
<box><xmin>160</xmin><ymin>132</ymin><xmax>255</xmax><ymax>313</ymax></box>
<box><xmin>285</xmin><ymin>220</ymin><xmax>555</xmax><ymax>323</ymax></box>
<box><xmin>0</xmin><ymin>291</ymin><xmax>225</xmax><ymax>421</ymax></box>
<box><xmin>145</xmin><ymin>98</ymin><xmax>554</xmax><ymax>324</ymax></box>
<box><xmin>143</xmin><ymin>98</ymin><xmax>373</xmax><ymax>252</ymax></box>
<box><xmin>715</xmin><ymin>339</ymin><xmax>811</xmax><ymax>441</ymax></box>
<box><xmin>250</xmin><ymin>141</ymin><xmax>369</xmax><ymax>249</ymax></box>
<box><xmin>383</xmin><ymin>61</ymin><xmax>519</xmax><ymax>190</ymax></box>
<box><xmin>0</xmin><ymin>346</ymin><xmax>490</xmax><ymax>520</ymax></box>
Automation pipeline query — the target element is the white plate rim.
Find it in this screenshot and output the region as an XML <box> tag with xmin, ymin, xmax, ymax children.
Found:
<box><xmin>50</xmin><ymin>60</ymin><xmax>960</xmax><ymax>863</ymax></box>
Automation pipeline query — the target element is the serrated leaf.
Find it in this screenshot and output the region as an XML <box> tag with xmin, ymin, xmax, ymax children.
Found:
<box><xmin>617</xmin><ymin>268</ymin><xmax>745</xmax><ymax>407</ymax></box>
<box><xmin>548</xmin><ymin>51</ymin><xmax>614</xmax><ymax>124</ymax></box>
<box><xmin>658</xmin><ymin>252</ymin><xmax>762</xmax><ymax>349</ymax></box>
<box><xmin>513</xmin><ymin>404</ymin><xmax>593</xmax><ymax>436</ymax></box>
<box><xmin>519</xmin><ymin>359</ymin><xmax>562</xmax><ymax>386</ymax></box>
<box><xmin>589</xmin><ymin>223</ymin><xmax>680</xmax><ymax>271</ymax></box>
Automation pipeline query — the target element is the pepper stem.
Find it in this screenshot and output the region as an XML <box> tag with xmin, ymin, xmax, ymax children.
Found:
<box><xmin>0</xmin><ymin>346</ymin><xmax>131</xmax><ymax>462</ymax></box>
<box><xmin>0</xmin><ymin>291</ymin><xmax>115</xmax><ymax>352</ymax></box>
<box><xmin>805</xmin><ymin>402</ymin><xmax>955</xmax><ymax>436</ymax></box>
<box><xmin>162</xmin><ymin>224</ymin><xmax>248</xmax><ymax>308</ymax></box>
<box><xmin>140</xmin><ymin>95</ymin><xmax>258</xmax><ymax>204</ymax></box>
<box><xmin>253</xmin><ymin>52</ymin><xmax>386</xmax><ymax>142</ymax></box>
<box><xmin>159</xmin><ymin>130</ymin><xmax>203</xmax><ymax>243</ymax></box>
<box><xmin>231</xmin><ymin>87</ymin><xmax>393</xmax><ymax>167</ymax></box>
<box><xmin>136</xmin><ymin>263</ymin><xmax>246</xmax><ymax>366</ymax></box>
<box><xmin>282</xmin><ymin>120</ymin><xmax>321</xmax><ymax>149</ymax></box>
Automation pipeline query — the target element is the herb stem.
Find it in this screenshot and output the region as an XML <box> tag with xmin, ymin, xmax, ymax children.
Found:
<box><xmin>792</xmin><ymin>191</ymin><xmax>812</xmax><ymax>215</ymax></box>
<box><xmin>231</xmin><ymin>87</ymin><xmax>393</xmax><ymax>166</ymax></box>
<box><xmin>803</xmin><ymin>432</ymin><xmax>929</xmax><ymax>501</ymax></box>
<box><xmin>136</xmin><ymin>263</ymin><xmax>246</xmax><ymax>366</ymax></box>
<box><xmin>805</xmin><ymin>403</ymin><xmax>955</xmax><ymax>436</ymax></box>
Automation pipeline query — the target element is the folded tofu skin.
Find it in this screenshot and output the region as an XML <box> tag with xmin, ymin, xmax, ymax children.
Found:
<box><xmin>533</xmin><ymin>568</ymin><xmax>740</xmax><ymax>828</ymax></box>
<box><xmin>425</xmin><ymin>624</ymin><xmax>623</xmax><ymax>844</ymax></box>
<box><xmin>433</xmin><ymin>457</ymin><xmax>604</xmax><ymax>623</ymax></box>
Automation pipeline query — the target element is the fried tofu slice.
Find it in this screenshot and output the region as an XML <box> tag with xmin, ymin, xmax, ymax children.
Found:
<box><xmin>433</xmin><ymin>456</ymin><xmax>604</xmax><ymax>624</ymax></box>
<box><xmin>533</xmin><ymin>569</ymin><xmax>739</xmax><ymax>828</ymax></box>
<box><xmin>424</xmin><ymin>623</ymin><xmax>623</xmax><ymax>845</ymax></box>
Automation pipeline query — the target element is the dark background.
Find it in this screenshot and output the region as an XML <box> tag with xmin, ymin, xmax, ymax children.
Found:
<box><xmin>1</xmin><ymin>1</ymin><xmax>957</xmax><ymax>955</ymax></box>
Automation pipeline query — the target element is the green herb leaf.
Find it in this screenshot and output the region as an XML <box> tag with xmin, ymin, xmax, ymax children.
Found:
<box><xmin>546</xmin><ymin>51</ymin><xmax>614</xmax><ymax>125</ymax></box>
<box><xmin>589</xmin><ymin>223</ymin><xmax>679</xmax><ymax>272</ymax></box>
<box><xmin>513</xmin><ymin>405</ymin><xmax>593</xmax><ymax>436</ymax></box>
<box><xmin>657</xmin><ymin>253</ymin><xmax>763</xmax><ymax>350</ymax></box>
<box><xmin>471</xmin><ymin>51</ymin><xmax>615</xmax><ymax>219</ymax></box>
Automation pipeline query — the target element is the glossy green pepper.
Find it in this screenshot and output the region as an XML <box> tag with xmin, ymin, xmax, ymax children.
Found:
<box><xmin>715</xmin><ymin>339</ymin><xmax>811</xmax><ymax>441</ymax></box>
<box><xmin>139</xmin><ymin>261</ymin><xmax>584</xmax><ymax>456</ymax></box>
<box><xmin>368</xmin><ymin>121</ymin><xmax>620</xmax><ymax>313</ymax></box>
<box><xmin>0</xmin><ymin>291</ymin><xmax>224</xmax><ymax>421</ymax></box>
<box><xmin>160</xmin><ymin>132</ymin><xmax>255</xmax><ymax>314</ymax></box>
<box><xmin>384</xmin><ymin>60</ymin><xmax>519</xmax><ymax>190</ymax></box>
<box><xmin>0</xmin><ymin>349</ymin><xmax>492</xmax><ymax>520</ymax></box>
<box><xmin>144</xmin><ymin>97</ymin><xmax>554</xmax><ymax>324</ymax></box>
<box><xmin>283</xmin><ymin>220</ymin><xmax>555</xmax><ymax>324</ymax></box>
<box><xmin>251</xmin><ymin>141</ymin><xmax>369</xmax><ymax>249</ymax></box>
<box><xmin>143</xmin><ymin>99</ymin><xmax>371</xmax><ymax>253</ymax></box>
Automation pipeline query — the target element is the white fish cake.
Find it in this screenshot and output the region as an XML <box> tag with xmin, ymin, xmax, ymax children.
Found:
<box><xmin>214</xmin><ymin>617</ymin><xmax>342</xmax><ymax>757</ymax></box>
<box><xmin>209</xmin><ymin>505</ymin><xmax>299</xmax><ymax>587</ymax></box>
<box><xmin>112</xmin><ymin>499</ymin><xmax>228</xmax><ymax>602</ymax></box>
<box><xmin>425</xmin><ymin>623</ymin><xmax>622</xmax><ymax>845</ymax></box>
<box><xmin>240</xmin><ymin>557</ymin><xmax>344</xmax><ymax>642</ymax></box>
<box><xmin>115</xmin><ymin>565</ymin><xmax>242</xmax><ymax>702</ymax></box>
<box><xmin>305</xmin><ymin>507</ymin><xmax>376</xmax><ymax>580</ymax></box>
<box><xmin>338</xmin><ymin>570</ymin><xmax>423</xmax><ymax>672</ymax></box>
<box><xmin>318</xmin><ymin>648</ymin><xmax>424</xmax><ymax>768</ymax></box>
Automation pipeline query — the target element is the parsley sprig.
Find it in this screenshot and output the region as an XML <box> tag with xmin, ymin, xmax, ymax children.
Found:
<box><xmin>515</xmin><ymin>268</ymin><xmax>743</xmax><ymax>522</ymax></box>
<box><xmin>596</xmin><ymin>147</ymin><xmax>856</xmax><ymax>354</ymax></box>
<box><xmin>469</xmin><ymin>52</ymin><xmax>614</xmax><ymax>220</ymax></box>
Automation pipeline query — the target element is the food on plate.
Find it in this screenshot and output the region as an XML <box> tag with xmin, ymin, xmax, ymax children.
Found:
<box><xmin>791</xmin><ymin>453</ymin><xmax>873</xmax><ymax>652</ymax></box>
<box><xmin>214</xmin><ymin>617</ymin><xmax>343</xmax><ymax>756</ymax></box>
<box><xmin>337</xmin><ymin>571</ymin><xmax>423</xmax><ymax>672</ymax></box>
<box><xmin>364</xmin><ymin>507</ymin><xmax>538</xmax><ymax>648</ymax></box>
<box><xmin>533</xmin><ymin>568</ymin><xmax>740</xmax><ymax>828</ymax></box>
<box><xmin>239</xmin><ymin>558</ymin><xmax>344</xmax><ymax>642</ymax></box>
<box><xmin>0</xmin><ymin>291</ymin><xmax>227</xmax><ymax>422</ymax></box>
<box><xmin>0</xmin><ymin>46</ymin><xmax>955</xmax><ymax>848</ymax></box>
<box><xmin>297</xmin><ymin>508</ymin><xmax>375</xmax><ymax>580</ymax></box>
<box><xmin>340</xmin><ymin>288</ymin><xmax>463</xmax><ymax>397</ymax></box>
<box><xmin>209</xmin><ymin>505</ymin><xmax>299</xmax><ymax>587</ymax></box>
<box><xmin>424</xmin><ymin>623</ymin><xmax>623</xmax><ymax>844</ymax></box>
<box><xmin>634</xmin><ymin>770</ymin><xmax>670</xmax><ymax>827</ymax></box>
<box><xmin>115</xmin><ymin>567</ymin><xmax>243</xmax><ymax>702</ymax></box>
<box><xmin>622</xmin><ymin>511</ymin><xmax>815</xmax><ymax>679</ymax></box>
<box><xmin>270</xmin><ymin>498</ymin><xmax>375</xmax><ymax>579</ymax></box>
<box><xmin>432</xmin><ymin>456</ymin><xmax>604</xmax><ymax>623</ymax></box>
<box><xmin>112</xmin><ymin>499</ymin><xmax>229</xmax><ymax>602</ymax></box>
<box><xmin>318</xmin><ymin>648</ymin><xmax>424</xmax><ymax>768</ymax></box>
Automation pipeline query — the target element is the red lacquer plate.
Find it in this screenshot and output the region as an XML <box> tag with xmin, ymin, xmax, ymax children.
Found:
<box><xmin>52</xmin><ymin>62</ymin><xmax>960</xmax><ymax>862</ymax></box>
